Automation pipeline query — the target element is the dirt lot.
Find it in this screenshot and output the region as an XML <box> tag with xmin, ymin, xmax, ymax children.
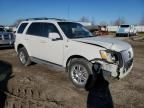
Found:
<box><xmin>0</xmin><ymin>38</ymin><xmax>144</xmax><ymax>108</ymax></box>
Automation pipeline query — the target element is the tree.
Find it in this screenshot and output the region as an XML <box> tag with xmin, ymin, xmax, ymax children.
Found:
<box><xmin>79</xmin><ymin>16</ymin><xmax>90</xmax><ymax>22</ymax></box>
<box><xmin>110</xmin><ymin>21</ymin><xmax>114</xmax><ymax>26</ymax></box>
<box><xmin>11</xmin><ymin>19</ymin><xmax>24</xmax><ymax>27</ymax></box>
<box><xmin>91</xmin><ymin>17</ymin><xmax>96</xmax><ymax>25</ymax></box>
<box><xmin>114</xmin><ymin>17</ymin><xmax>125</xmax><ymax>26</ymax></box>
<box><xmin>139</xmin><ymin>16</ymin><xmax>144</xmax><ymax>25</ymax></box>
<box><xmin>99</xmin><ymin>21</ymin><xmax>108</xmax><ymax>26</ymax></box>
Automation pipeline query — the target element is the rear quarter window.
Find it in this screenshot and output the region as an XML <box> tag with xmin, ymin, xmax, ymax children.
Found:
<box><xmin>17</xmin><ymin>23</ymin><xmax>28</xmax><ymax>33</ymax></box>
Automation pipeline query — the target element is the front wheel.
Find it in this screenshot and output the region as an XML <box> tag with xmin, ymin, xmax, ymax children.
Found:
<box><xmin>68</xmin><ymin>58</ymin><xmax>94</xmax><ymax>88</ymax></box>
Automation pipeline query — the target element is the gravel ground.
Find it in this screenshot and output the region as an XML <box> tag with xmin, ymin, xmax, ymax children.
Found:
<box><xmin>0</xmin><ymin>38</ymin><xmax>144</xmax><ymax>108</ymax></box>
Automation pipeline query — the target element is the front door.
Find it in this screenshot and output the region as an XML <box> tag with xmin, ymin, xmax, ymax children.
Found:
<box><xmin>26</xmin><ymin>22</ymin><xmax>64</xmax><ymax>65</ymax></box>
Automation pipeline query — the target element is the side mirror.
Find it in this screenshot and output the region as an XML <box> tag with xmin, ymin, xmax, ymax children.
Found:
<box><xmin>49</xmin><ymin>33</ymin><xmax>60</xmax><ymax>40</ymax></box>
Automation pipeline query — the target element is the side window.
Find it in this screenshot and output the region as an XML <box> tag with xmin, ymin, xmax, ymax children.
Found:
<box><xmin>17</xmin><ymin>23</ymin><xmax>28</xmax><ymax>33</ymax></box>
<box><xmin>26</xmin><ymin>22</ymin><xmax>59</xmax><ymax>38</ymax></box>
<box><xmin>41</xmin><ymin>23</ymin><xmax>59</xmax><ymax>37</ymax></box>
<box><xmin>26</xmin><ymin>23</ymin><xmax>41</xmax><ymax>36</ymax></box>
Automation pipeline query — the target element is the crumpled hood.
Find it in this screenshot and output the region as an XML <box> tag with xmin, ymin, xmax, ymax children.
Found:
<box><xmin>72</xmin><ymin>37</ymin><xmax>131</xmax><ymax>52</ymax></box>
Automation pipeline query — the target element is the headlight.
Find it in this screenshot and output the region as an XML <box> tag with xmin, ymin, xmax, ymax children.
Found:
<box><xmin>100</xmin><ymin>50</ymin><xmax>117</xmax><ymax>63</ymax></box>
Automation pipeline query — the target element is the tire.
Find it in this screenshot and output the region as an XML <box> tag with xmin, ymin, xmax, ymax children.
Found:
<box><xmin>67</xmin><ymin>58</ymin><xmax>95</xmax><ymax>88</ymax></box>
<box><xmin>18</xmin><ymin>47</ymin><xmax>31</xmax><ymax>66</ymax></box>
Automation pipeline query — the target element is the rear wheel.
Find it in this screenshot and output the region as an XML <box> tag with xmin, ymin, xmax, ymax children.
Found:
<box><xmin>18</xmin><ymin>47</ymin><xmax>31</xmax><ymax>66</ymax></box>
<box><xmin>68</xmin><ymin>58</ymin><xmax>95</xmax><ymax>88</ymax></box>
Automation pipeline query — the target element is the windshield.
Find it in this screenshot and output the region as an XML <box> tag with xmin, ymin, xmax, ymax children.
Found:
<box><xmin>120</xmin><ymin>25</ymin><xmax>130</xmax><ymax>28</ymax></box>
<box><xmin>0</xmin><ymin>28</ymin><xmax>5</xmax><ymax>32</ymax></box>
<box><xmin>58</xmin><ymin>22</ymin><xmax>93</xmax><ymax>39</ymax></box>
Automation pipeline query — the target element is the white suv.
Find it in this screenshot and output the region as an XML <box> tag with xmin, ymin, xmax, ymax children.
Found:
<box><xmin>116</xmin><ymin>25</ymin><xmax>137</xmax><ymax>36</ymax></box>
<box><xmin>15</xmin><ymin>18</ymin><xmax>134</xmax><ymax>88</ymax></box>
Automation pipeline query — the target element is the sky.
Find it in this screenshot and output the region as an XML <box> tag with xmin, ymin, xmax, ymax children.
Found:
<box><xmin>0</xmin><ymin>0</ymin><xmax>144</xmax><ymax>25</ymax></box>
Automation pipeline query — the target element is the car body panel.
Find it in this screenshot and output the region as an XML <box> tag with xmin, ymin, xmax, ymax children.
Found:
<box><xmin>72</xmin><ymin>37</ymin><xmax>131</xmax><ymax>52</ymax></box>
<box><xmin>15</xmin><ymin>19</ymin><xmax>134</xmax><ymax>80</ymax></box>
<box><xmin>0</xmin><ymin>31</ymin><xmax>14</xmax><ymax>47</ymax></box>
<box><xmin>63</xmin><ymin>39</ymin><xmax>105</xmax><ymax>67</ymax></box>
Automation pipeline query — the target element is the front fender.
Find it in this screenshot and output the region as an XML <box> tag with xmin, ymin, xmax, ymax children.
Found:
<box><xmin>63</xmin><ymin>40</ymin><xmax>106</xmax><ymax>67</ymax></box>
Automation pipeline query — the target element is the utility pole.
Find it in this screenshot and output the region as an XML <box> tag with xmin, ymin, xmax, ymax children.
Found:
<box><xmin>67</xmin><ymin>1</ymin><xmax>70</xmax><ymax>20</ymax></box>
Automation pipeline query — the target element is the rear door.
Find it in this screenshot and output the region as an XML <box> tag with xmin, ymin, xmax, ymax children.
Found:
<box><xmin>15</xmin><ymin>23</ymin><xmax>28</xmax><ymax>51</ymax></box>
<box><xmin>26</xmin><ymin>22</ymin><xmax>43</xmax><ymax>58</ymax></box>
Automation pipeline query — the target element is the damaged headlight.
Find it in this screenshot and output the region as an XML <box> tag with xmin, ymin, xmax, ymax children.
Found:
<box><xmin>100</xmin><ymin>50</ymin><xmax>118</xmax><ymax>63</ymax></box>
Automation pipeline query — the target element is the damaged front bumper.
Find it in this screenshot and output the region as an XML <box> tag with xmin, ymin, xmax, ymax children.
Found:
<box><xmin>92</xmin><ymin>48</ymin><xmax>134</xmax><ymax>79</ymax></box>
<box><xmin>99</xmin><ymin>58</ymin><xmax>133</xmax><ymax>79</ymax></box>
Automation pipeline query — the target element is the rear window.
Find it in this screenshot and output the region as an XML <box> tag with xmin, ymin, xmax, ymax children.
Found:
<box><xmin>120</xmin><ymin>25</ymin><xmax>130</xmax><ymax>28</ymax></box>
<box><xmin>17</xmin><ymin>23</ymin><xmax>28</xmax><ymax>33</ymax></box>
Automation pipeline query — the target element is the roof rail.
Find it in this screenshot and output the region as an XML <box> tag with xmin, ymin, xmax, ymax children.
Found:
<box><xmin>25</xmin><ymin>17</ymin><xmax>67</xmax><ymax>21</ymax></box>
<box><xmin>48</xmin><ymin>18</ymin><xmax>67</xmax><ymax>21</ymax></box>
<box><xmin>25</xmin><ymin>17</ymin><xmax>48</xmax><ymax>21</ymax></box>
